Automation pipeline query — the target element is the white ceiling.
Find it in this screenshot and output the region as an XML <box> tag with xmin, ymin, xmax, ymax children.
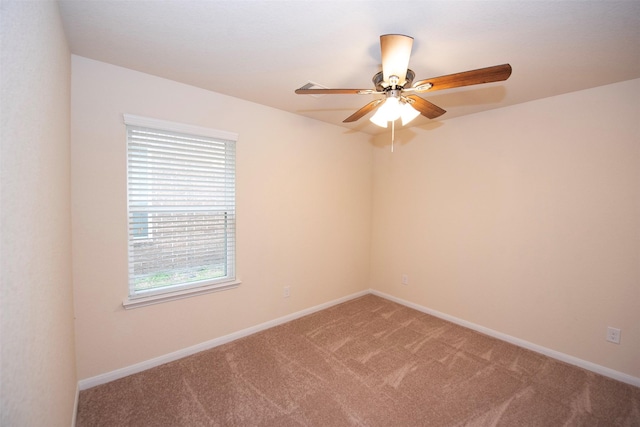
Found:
<box><xmin>58</xmin><ymin>0</ymin><xmax>640</xmax><ymax>135</ymax></box>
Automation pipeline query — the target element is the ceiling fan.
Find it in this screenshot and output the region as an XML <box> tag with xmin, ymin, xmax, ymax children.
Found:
<box><xmin>295</xmin><ymin>34</ymin><xmax>512</xmax><ymax>129</ymax></box>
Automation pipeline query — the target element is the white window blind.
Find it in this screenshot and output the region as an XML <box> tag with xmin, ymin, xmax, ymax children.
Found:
<box><xmin>125</xmin><ymin>116</ymin><xmax>236</xmax><ymax>299</ymax></box>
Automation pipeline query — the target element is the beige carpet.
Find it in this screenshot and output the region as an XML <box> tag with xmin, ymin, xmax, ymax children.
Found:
<box><xmin>77</xmin><ymin>294</ymin><xmax>640</xmax><ymax>426</ymax></box>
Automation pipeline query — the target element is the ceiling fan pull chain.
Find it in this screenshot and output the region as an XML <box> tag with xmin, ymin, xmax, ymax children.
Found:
<box><xmin>391</xmin><ymin>120</ymin><xmax>395</xmax><ymax>153</ymax></box>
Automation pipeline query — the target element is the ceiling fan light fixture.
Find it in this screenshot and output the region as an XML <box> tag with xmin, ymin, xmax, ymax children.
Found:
<box><xmin>369</xmin><ymin>96</ymin><xmax>419</xmax><ymax>128</ymax></box>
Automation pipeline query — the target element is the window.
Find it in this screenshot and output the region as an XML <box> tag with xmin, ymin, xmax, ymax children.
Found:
<box><xmin>124</xmin><ymin>114</ymin><xmax>238</xmax><ymax>307</ymax></box>
<box><xmin>131</xmin><ymin>211</ymin><xmax>149</xmax><ymax>239</ymax></box>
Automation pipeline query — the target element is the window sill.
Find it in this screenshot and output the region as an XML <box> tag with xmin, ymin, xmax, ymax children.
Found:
<box><xmin>122</xmin><ymin>280</ymin><xmax>241</xmax><ymax>310</ymax></box>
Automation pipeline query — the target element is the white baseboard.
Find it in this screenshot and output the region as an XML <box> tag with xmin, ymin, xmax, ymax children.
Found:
<box><xmin>371</xmin><ymin>289</ymin><xmax>640</xmax><ymax>388</ymax></box>
<box><xmin>78</xmin><ymin>289</ymin><xmax>369</xmax><ymax>390</ymax></box>
<box><xmin>78</xmin><ymin>288</ymin><xmax>639</xmax><ymax>391</ymax></box>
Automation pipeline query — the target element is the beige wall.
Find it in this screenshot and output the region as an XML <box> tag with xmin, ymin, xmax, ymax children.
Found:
<box><xmin>71</xmin><ymin>56</ymin><xmax>373</xmax><ymax>379</ymax></box>
<box><xmin>70</xmin><ymin>54</ymin><xmax>638</xmax><ymax>382</ymax></box>
<box><xmin>370</xmin><ymin>79</ymin><xmax>640</xmax><ymax>378</ymax></box>
<box><xmin>0</xmin><ymin>1</ymin><xmax>77</xmax><ymax>425</ymax></box>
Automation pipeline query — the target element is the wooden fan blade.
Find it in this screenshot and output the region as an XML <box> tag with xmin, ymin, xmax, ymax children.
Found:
<box><xmin>413</xmin><ymin>64</ymin><xmax>512</xmax><ymax>92</ymax></box>
<box><xmin>380</xmin><ymin>34</ymin><xmax>413</xmax><ymax>84</ymax></box>
<box><xmin>295</xmin><ymin>88</ymin><xmax>372</xmax><ymax>95</ymax></box>
<box><xmin>406</xmin><ymin>95</ymin><xmax>446</xmax><ymax>119</ymax></box>
<box><xmin>343</xmin><ymin>99</ymin><xmax>384</xmax><ymax>123</ymax></box>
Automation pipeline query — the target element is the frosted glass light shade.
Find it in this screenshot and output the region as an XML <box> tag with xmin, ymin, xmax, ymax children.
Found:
<box><xmin>400</xmin><ymin>102</ymin><xmax>420</xmax><ymax>125</ymax></box>
<box><xmin>370</xmin><ymin>98</ymin><xmax>398</xmax><ymax>127</ymax></box>
<box><xmin>369</xmin><ymin>110</ymin><xmax>388</xmax><ymax>128</ymax></box>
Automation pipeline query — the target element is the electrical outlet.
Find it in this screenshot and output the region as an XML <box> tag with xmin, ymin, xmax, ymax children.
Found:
<box><xmin>606</xmin><ymin>327</ymin><xmax>621</xmax><ymax>344</ymax></box>
<box><xmin>401</xmin><ymin>274</ymin><xmax>409</xmax><ymax>285</ymax></box>
<box><xmin>283</xmin><ymin>286</ymin><xmax>290</xmax><ymax>298</ymax></box>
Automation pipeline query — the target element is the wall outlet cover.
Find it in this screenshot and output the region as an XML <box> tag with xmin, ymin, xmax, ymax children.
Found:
<box><xmin>606</xmin><ymin>327</ymin><xmax>621</xmax><ymax>344</ymax></box>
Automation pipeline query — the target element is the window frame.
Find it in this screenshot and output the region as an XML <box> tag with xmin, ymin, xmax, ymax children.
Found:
<box><xmin>122</xmin><ymin>114</ymin><xmax>240</xmax><ymax>309</ymax></box>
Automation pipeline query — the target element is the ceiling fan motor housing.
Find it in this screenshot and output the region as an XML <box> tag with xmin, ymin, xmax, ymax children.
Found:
<box><xmin>373</xmin><ymin>69</ymin><xmax>415</xmax><ymax>92</ymax></box>
<box><xmin>386</xmin><ymin>89</ymin><xmax>402</xmax><ymax>100</ymax></box>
